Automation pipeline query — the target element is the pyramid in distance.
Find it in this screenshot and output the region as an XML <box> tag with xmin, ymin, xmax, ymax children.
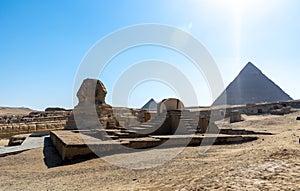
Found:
<box><xmin>212</xmin><ymin>62</ymin><xmax>293</xmax><ymax>106</ymax></box>
<box><xmin>141</xmin><ymin>98</ymin><xmax>157</xmax><ymax>110</ymax></box>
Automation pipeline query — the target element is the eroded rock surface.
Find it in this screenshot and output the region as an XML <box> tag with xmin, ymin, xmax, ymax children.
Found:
<box><xmin>77</xmin><ymin>78</ymin><xmax>107</xmax><ymax>105</ymax></box>
<box><xmin>66</xmin><ymin>79</ymin><xmax>119</xmax><ymax>130</ymax></box>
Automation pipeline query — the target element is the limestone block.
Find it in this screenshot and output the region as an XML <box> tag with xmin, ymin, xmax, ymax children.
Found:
<box><xmin>6</xmin><ymin>125</ymin><xmax>12</xmax><ymax>131</ymax></box>
<box><xmin>28</xmin><ymin>124</ymin><xmax>37</xmax><ymax>131</ymax></box>
<box><xmin>12</xmin><ymin>124</ymin><xmax>20</xmax><ymax>131</ymax></box>
<box><xmin>230</xmin><ymin>110</ymin><xmax>242</xmax><ymax>123</ymax></box>
<box><xmin>20</xmin><ymin>124</ymin><xmax>29</xmax><ymax>131</ymax></box>
<box><xmin>2</xmin><ymin>126</ymin><xmax>7</xmax><ymax>131</ymax></box>
<box><xmin>45</xmin><ymin>123</ymin><xmax>53</xmax><ymax>129</ymax></box>
<box><xmin>36</xmin><ymin>123</ymin><xmax>46</xmax><ymax>130</ymax></box>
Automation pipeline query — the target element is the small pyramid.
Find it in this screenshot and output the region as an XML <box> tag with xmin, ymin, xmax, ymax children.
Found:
<box><xmin>213</xmin><ymin>62</ymin><xmax>293</xmax><ymax>106</ymax></box>
<box><xmin>141</xmin><ymin>98</ymin><xmax>157</xmax><ymax>110</ymax></box>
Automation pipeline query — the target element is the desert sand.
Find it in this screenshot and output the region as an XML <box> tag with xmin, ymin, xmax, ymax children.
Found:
<box><xmin>1</xmin><ymin>110</ymin><xmax>300</xmax><ymax>190</ymax></box>
<box><xmin>0</xmin><ymin>107</ymin><xmax>34</xmax><ymax>116</ymax></box>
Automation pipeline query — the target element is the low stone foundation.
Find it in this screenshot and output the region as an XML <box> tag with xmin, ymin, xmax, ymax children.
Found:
<box><xmin>51</xmin><ymin>130</ymin><xmax>259</xmax><ymax>161</ymax></box>
<box><xmin>0</xmin><ymin>119</ymin><xmax>67</xmax><ymax>138</ymax></box>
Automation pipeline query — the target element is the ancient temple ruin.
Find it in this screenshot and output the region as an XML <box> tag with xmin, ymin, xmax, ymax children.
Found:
<box><xmin>50</xmin><ymin>78</ymin><xmax>271</xmax><ymax>161</ymax></box>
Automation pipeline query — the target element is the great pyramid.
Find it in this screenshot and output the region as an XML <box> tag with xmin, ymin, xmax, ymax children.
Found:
<box><xmin>213</xmin><ymin>62</ymin><xmax>293</xmax><ymax>106</ymax></box>
<box><xmin>141</xmin><ymin>98</ymin><xmax>157</xmax><ymax>110</ymax></box>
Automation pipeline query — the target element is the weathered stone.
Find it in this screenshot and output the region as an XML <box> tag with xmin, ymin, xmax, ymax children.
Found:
<box><xmin>28</xmin><ymin>124</ymin><xmax>37</xmax><ymax>131</ymax></box>
<box><xmin>37</xmin><ymin>124</ymin><xmax>47</xmax><ymax>130</ymax></box>
<box><xmin>77</xmin><ymin>78</ymin><xmax>107</xmax><ymax>104</ymax></box>
<box><xmin>12</xmin><ymin>124</ymin><xmax>19</xmax><ymax>131</ymax></box>
<box><xmin>6</xmin><ymin>125</ymin><xmax>12</xmax><ymax>131</ymax></box>
<box><xmin>20</xmin><ymin>124</ymin><xmax>28</xmax><ymax>131</ymax></box>
<box><xmin>65</xmin><ymin>78</ymin><xmax>119</xmax><ymax>130</ymax></box>
<box><xmin>138</xmin><ymin>110</ymin><xmax>151</xmax><ymax>123</ymax></box>
<box><xmin>0</xmin><ymin>111</ymin><xmax>67</xmax><ymax>137</ymax></box>
<box><xmin>230</xmin><ymin>110</ymin><xmax>242</xmax><ymax>123</ymax></box>
<box><xmin>199</xmin><ymin>117</ymin><xmax>209</xmax><ymax>133</ymax></box>
<box><xmin>8</xmin><ymin>134</ymin><xmax>28</xmax><ymax>146</ymax></box>
<box><xmin>270</xmin><ymin>107</ymin><xmax>291</xmax><ymax>115</ymax></box>
<box><xmin>157</xmin><ymin>98</ymin><xmax>184</xmax><ymax>113</ymax></box>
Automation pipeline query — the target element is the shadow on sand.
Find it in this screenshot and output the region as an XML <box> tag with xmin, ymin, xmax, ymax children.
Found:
<box><xmin>43</xmin><ymin>137</ymin><xmax>99</xmax><ymax>168</ymax></box>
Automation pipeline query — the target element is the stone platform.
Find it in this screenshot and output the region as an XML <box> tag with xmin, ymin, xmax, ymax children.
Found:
<box><xmin>0</xmin><ymin>133</ymin><xmax>51</xmax><ymax>157</ymax></box>
<box><xmin>50</xmin><ymin>131</ymin><xmax>259</xmax><ymax>161</ymax></box>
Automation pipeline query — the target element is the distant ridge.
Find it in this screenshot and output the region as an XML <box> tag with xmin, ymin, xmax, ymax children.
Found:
<box><xmin>0</xmin><ymin>107</ymin><xmax>35</xmax><ymax>116</ymax></box>
<box><xmin>141</xmin><ymin>98</ymin><xmax>157</xmax><ymax>110</ymax></box>
<box><xmin>213</xmin><ymin>62</ymin><xmax>293</xmax><ymax>106</ymax></box>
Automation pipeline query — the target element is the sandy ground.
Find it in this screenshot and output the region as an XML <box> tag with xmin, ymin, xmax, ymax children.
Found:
<box><xmin>1</xmin><ymin>110</ymin><xmax>300</xmax><ymax>190</ymax></box>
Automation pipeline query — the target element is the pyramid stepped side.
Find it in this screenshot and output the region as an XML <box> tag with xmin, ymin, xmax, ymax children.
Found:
<box><xmin>213</xmin><ymin>62</ymin><xmax>293</xmax><ymax>106</ymax></box>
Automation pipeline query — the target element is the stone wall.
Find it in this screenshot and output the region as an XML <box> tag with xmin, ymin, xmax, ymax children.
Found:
<box><xmin>0</xmin><ymin>116</ymin><xmax>67</xmax><ymax>137</ymax></box>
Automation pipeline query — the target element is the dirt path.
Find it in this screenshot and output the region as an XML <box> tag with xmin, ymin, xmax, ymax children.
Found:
<box><xmin>1</xmin><ymin>111</ymin><xmax>300</xmax><ymax>190</ymax></box>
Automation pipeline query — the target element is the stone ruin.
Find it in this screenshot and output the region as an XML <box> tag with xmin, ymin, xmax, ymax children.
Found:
<box><xmin>65</xmin><ymin>78</ymin><xmax>119</xmax><ymax>130</ymax></box>
<box><xmin>270</xmin><ymin>106</ymin><xmax>291</xmax><ymax>115</ymax></box>
<box><xmin>50</xmin><ymin>78</ymin><xmax>273</xmax><ymax>161</ymax></box>
<box><xmin>0</xmin><ymin>109</ymin><xmax>69</xmax><ymax>138</ymax></box>
<box><xmin>230</xmin><ymin>110</ymin><xmax>242</xmax><ymax>123</ymax></box>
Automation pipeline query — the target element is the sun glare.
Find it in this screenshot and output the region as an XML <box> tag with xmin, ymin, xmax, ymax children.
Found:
<box><xmin>190</xmin><ymin>0</ymin><xmax>284</xmax><ymax>68</ymax></box>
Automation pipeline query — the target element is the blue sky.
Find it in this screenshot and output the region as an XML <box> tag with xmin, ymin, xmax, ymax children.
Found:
<box><xmin>0</xmin><ymin>0</ymin><xmax>300</xmax><ymax>110</ymax></box>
